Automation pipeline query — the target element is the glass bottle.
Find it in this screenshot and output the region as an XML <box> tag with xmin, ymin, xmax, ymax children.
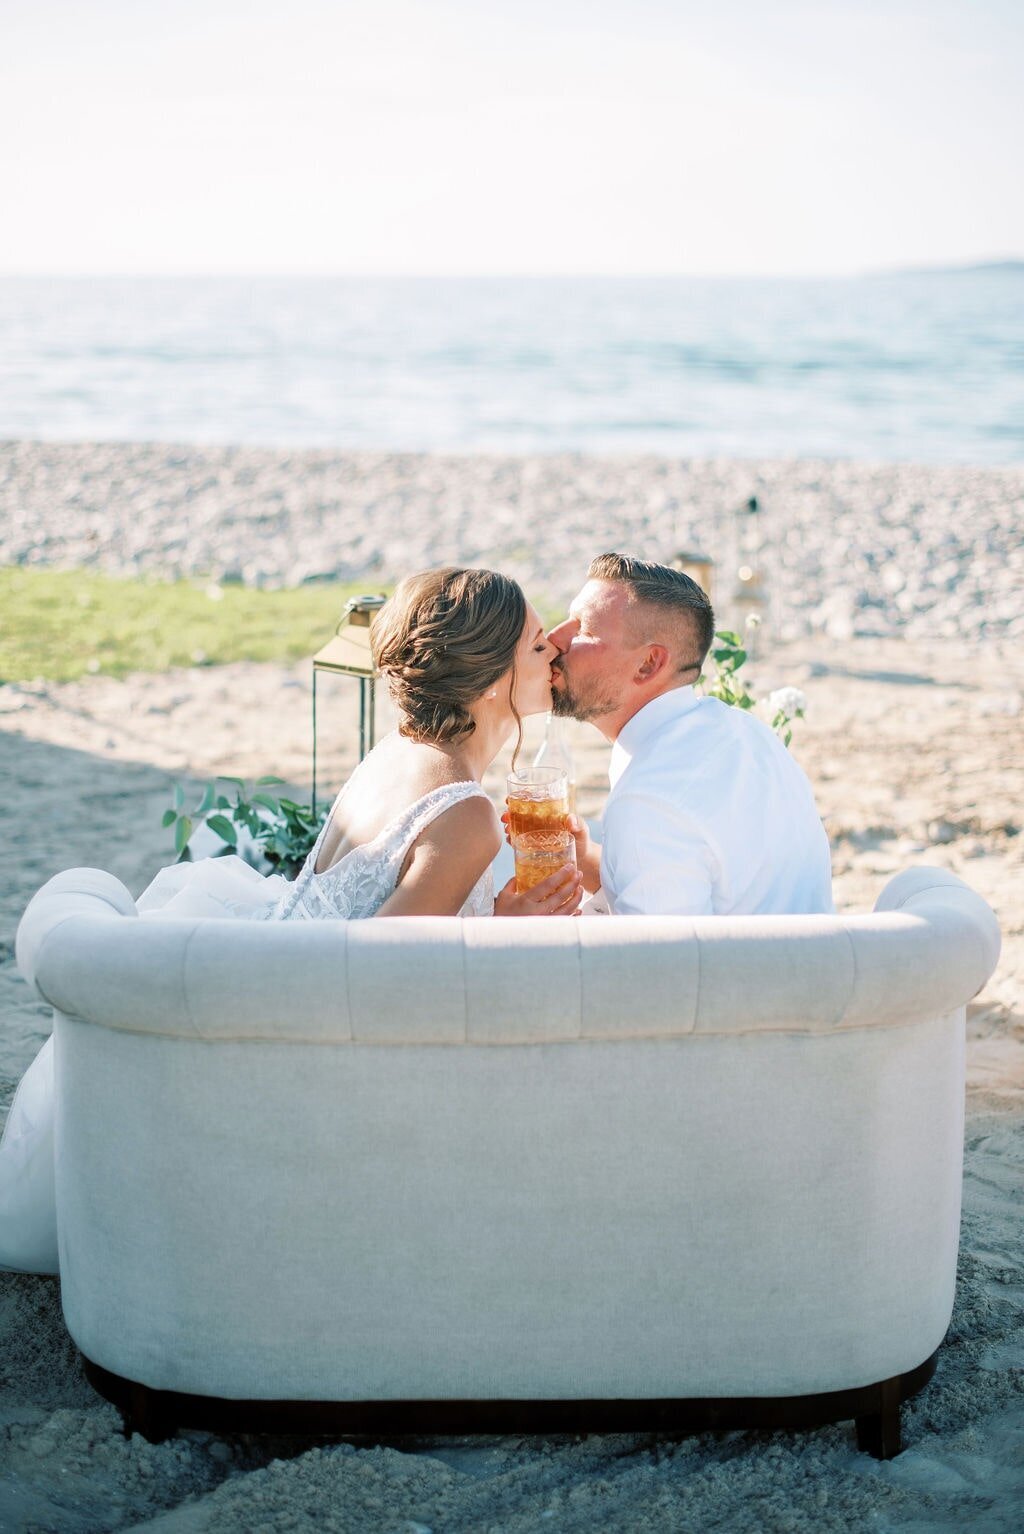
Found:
<box><xmin>532</xmin><ymin>712</ymin><xmax>576</xmax><ymax>816</ymax></box>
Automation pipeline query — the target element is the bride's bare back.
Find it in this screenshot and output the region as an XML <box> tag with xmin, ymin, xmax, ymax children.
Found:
<box><xmin>314</xmin><ymin>732</ymin><xmax>490</xmax><ymax>875</ymax></box>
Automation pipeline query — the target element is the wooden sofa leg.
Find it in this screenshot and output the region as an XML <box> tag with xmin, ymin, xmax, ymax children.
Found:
<box><xmin>122</xmin><ymin>1381</ymin><xmax>176</xmax><ymax>1444</ymax></box>
<box><xmin>855</xmin><ymin>1376</ymin><xmax>902</xmax><ymax>1459</ymax></box>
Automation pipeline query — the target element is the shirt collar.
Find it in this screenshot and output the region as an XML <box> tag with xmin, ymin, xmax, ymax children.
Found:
<box><xmin>608</xmin><ymin>686</ymin><xmax>702</xmax><ymax>788</ymax></box>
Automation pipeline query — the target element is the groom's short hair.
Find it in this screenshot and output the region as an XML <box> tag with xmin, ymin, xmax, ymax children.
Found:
<box><xmin>587</xmin><ymin>552</ymin><xmax>715</xmax><ymax>674</ymax></box>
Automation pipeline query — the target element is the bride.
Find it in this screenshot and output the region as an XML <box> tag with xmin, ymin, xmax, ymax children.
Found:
<box><xmin>138</xmin><ymin>566</ymin><xmax>582</xmax><ymax>921</ymax></box>
<box><xmin>0</xmin><ymin>567</ymin><xmax>582</xmax><ymax>1273</ymax></box>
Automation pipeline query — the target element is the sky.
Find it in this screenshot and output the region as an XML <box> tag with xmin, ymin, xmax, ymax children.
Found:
<box><xmin>1</xmin><ymin>0</ymin><xmax>1021</xmax><ymax>277</ymax></box>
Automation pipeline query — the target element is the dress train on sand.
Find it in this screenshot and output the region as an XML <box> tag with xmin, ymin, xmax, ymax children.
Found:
<box><xmin>0</xmin><ymin>1037</ymin><xmax>56</xmax><ymax>1273</ymax></box>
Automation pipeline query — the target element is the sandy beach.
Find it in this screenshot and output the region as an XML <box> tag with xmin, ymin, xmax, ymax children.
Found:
<box><xmin>1</xmin><ymin>447</ymin><xmax>1022</xmax><ymax>1531</ymax></box>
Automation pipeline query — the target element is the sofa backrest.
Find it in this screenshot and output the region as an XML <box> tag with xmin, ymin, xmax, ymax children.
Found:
<box><xmin>16</xmin><ymin>865</ymin><xmax>1001</xmax><ymax>1046</ymax></box>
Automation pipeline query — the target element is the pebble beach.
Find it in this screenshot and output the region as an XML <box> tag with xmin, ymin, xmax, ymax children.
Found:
<box><xmin>2</xmin><ymin>442</ymin><xmax>1022</xmax><ymax>642</ymax></box>
<box><xmin>1</xmin><ymin>444</ymin><xmax>1022</xmax><ymax>1532</ymax></box>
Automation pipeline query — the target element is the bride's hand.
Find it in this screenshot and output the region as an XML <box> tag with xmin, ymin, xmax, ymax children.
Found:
<box><xmin>494</xmin><ymin>863</ymin><xmax>584</xmax><ymax>916</ymax></box>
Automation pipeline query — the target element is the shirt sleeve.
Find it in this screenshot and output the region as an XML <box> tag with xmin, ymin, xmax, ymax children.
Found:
<box><xmin>600</xmin><ymin>789</ymin><xmax>717</xmax><ymax>917</ymax></box>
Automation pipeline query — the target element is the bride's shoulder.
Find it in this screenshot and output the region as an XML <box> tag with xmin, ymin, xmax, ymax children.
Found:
<box><xmin>418</xmin><ymin>788</ymin><xmax>501</xmax><ymax>854</ymax></box>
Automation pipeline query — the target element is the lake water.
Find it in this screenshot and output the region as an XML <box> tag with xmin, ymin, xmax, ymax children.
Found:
<box><xmin>0</xmin><ymin>270</ymin><xmax>1021</xmax><ymax>463</ymax></box>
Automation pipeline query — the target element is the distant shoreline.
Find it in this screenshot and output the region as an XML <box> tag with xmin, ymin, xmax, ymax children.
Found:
<box><xmin>5</xmin><ymin>435</ymin><xmax>1024</xmax><ymax>467</ymax></box>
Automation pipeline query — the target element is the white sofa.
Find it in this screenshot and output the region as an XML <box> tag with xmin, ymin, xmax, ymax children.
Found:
<box><xmin>13</xmin><ymin>865</ymin><xmax>1000</xmax><ymax>1457</ymax></box>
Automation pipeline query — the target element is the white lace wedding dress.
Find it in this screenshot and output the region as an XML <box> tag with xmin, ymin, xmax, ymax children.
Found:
<box><xmin>135</xmin><ymin>779</ymin><xmax>495</xmax><ymax>921</ymax></box>
<box><xmin>0</xmin><ymin>780</ymin><xmax>494</xmax><ymax>1273</ymax></box>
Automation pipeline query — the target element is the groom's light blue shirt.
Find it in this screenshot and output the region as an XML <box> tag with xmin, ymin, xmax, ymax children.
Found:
<box><xmin>601</xmin><ymin>686</ymin><xmax>834</xmax><ymax>917</ymax></box>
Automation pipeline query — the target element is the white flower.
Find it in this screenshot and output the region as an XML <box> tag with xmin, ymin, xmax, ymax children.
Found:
<box><xmin>766</xmin><ymin>686</ymin><xmax>807</xmax><ymax>718</ymax></box>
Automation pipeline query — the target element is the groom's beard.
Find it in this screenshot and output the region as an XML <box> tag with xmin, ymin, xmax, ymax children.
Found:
<box><xmin>550</xmin><ymin>663</ymin><xmax>619</xmax><ymax>722</ymax></box>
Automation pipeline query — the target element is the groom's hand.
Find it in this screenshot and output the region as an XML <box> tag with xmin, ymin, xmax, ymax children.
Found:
<box><xmin>567</xmin><ymin>814</ymin><xmax>602</xmax><ymax>894</ymax></box>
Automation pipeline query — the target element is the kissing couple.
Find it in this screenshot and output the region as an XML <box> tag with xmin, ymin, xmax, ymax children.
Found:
<box><xmin>1</xmin><ymin>552</ymin><xmax>834</xmax><ymax>1270</ymax></box>
<box><xmin>138</xmin><ymin>550</ymin><xmax>833</xmax><ymax>923</ymax></box>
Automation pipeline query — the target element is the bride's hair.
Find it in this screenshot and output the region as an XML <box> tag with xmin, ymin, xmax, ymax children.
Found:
<box><xmin>372</xmin><ymin>567</ymin><xmax>527</xmax><ymax>746</ymax></box>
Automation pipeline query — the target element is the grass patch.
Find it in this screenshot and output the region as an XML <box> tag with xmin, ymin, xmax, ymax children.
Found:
<box><xmin>0</xmin><ymin>568</ymin><xmax>382</xmax><ymax>684</ymax></box>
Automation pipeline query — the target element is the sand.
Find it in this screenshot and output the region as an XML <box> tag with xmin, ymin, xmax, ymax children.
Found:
<box><xmin>1</xmin><ymin>448</ymin><xmax>1022</xmax><ymax>1531</ymax></box>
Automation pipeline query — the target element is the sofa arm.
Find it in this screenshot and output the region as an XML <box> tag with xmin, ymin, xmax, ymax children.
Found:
<box><xmin>16</xmin><ymin>868</ymin><xmax>138</xmax><ymax>1001</ymax></box>
<box><xmin>874</xmin><ymin>867</ymin><xmax>1001</xmax><ymax>1001</ymax></box>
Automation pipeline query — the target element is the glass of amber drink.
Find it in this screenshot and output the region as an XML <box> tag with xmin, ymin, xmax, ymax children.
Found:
<box><xmin>506</xmin><ymin>767</ymin><xmax>575</xmax><ymax>894</ymax></box>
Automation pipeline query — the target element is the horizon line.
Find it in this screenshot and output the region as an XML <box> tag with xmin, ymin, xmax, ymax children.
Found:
<box><xmin>0</xmin><ymin>258</ymin><xmax>1021</xmax><ymax>283</ymax></box>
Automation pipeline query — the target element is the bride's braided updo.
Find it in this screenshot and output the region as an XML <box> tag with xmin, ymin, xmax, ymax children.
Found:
<box><xmin>372</xmin><ymin>567</ymin><xmax>527</xmax><ymax>744</ymax></box>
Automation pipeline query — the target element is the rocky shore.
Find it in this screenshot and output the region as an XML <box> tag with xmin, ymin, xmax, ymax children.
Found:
<box><xmin>1</xmin><ymin>442</ymin><xmax>1022</xmax><ymax>643</ymax></box>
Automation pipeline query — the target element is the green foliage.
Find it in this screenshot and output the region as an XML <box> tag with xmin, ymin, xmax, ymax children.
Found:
<box><xmin>0</xmin><ymin>568</ymin><xmax>376</xmax><ymax>684</ymax></box>
<box><xmin>258</xmin><ymin>798</ymin><xmax>328</xmax><ymax>873</ymax></box>
<box><xmin>699</xmin><ymin>630</ymin><xmax>804</xmax><ymax>744</ymax></box>
<box><xmin>166</xmin><ymin>776</ymin><xmax>328</xmax><ymax>879</ymax></box>
<box><xmin>773</xmin><ymin>712</ymin><xmax>795</xmax><ymax>749</ymax></box>
<box><xmin>700</xmin><ymin>630</ymin><xmax>757</xmax><ymax>711</ymax></box>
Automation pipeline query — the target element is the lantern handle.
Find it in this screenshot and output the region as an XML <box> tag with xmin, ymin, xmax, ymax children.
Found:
<box><xmin>337</xmin><ymin>593</ymin><xmax>388</xmax><ymax>635</ymax></box>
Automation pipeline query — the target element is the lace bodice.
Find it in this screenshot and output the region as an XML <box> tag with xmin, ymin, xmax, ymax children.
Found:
<box><xmin>269</xmin><ymin>781</ymin><xmax>495</xmax><ymax>921</ymax></box>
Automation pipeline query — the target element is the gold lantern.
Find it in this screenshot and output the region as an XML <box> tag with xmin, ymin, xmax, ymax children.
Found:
<box><xmin>670</xmin><ymin>549</ymin><xmax>715</xmax><ymax>599</ymax></box>
<box><xmin>311</xmin><ymin>594</ymin><xmax>387</xmax><ymax>813</ymax></box>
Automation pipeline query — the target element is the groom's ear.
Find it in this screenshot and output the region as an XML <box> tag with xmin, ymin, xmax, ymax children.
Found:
<box><xmin>634</xmin><ymin>644</ymin><xmax>672</xmax><ymax>683</ymax></box>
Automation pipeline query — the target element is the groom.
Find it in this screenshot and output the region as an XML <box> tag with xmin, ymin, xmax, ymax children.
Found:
<box><xmin>548</xmin><ymin>552</ymin><xmax>833</xmax><ymax>916</ymax></box>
